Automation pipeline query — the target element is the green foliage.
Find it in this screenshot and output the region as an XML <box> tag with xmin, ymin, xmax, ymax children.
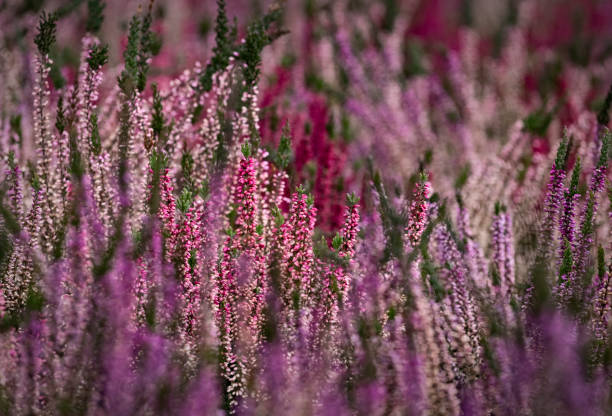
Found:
<box><xmin>568</xmin><ymin>157</ymin><xmax>581</xmax><ymax>197</ymax></box>
<box><xmin>136</xmin><ymin>4</ymin><xmax>157</xmax><ymax>92</ymax></box>
<box><xmin>151</xmin><ymin>83</ymin><xmax>165</xmax><ymax>148</ymax></box>
<box><xmin>89</xmin><ymin>113</ymin><xmax>102</xmax><ymax>155</ymax></box>
<box><xmin>581</xmin><ymin>193</ymin><xmax>596</xmax><ymax>239</ymax></box>
<box><xmin>55</xmin><ymin>96</ymin><xmax>66</xmax><ymax>134</ymax></box>
<box><xmin>237</xmin><ymin>8</ymin><xmax>285</xmax><ymax>91</ymax></box>
<box><xmin>523</xmin><ymin>108</ymin><xmax>553</xmax><ymax>137</ymax></box>
<box><xmin>554</xmin><ymin>132</ymin><xmax>570</xmax><ymax>170</ymax></box>
<box><xmin>381</xmin><ymin>0</ymin><xmax>399</xmax><ymax>32</ymax></box>
<box><xmin>144</xmin><ymin>295</ymin><xmax>156</xmax><ymax>329</ymax></box>
<box><xmin>313</xmin><ymin>235</ymin><xmax>348</xmax><ymax>269</ymax></box>
<box><xmin>25</xmin><ymin>286</ymin><xmax>45</xmax><ymax>312</ymax></box>
<box><xmin>597</xmin><ymin>129</ymin><xmax>610</xmax><ymax>168</ymax></box>
<box><xmin>454</xmin><ymin>164</ymin><xmax>471</xmax><ymax>190</ymax></box>
<box><xmin>199</xmin><ymin>180</ymin><xmax>210</xmax><ymax>201</ymax></box>
<box><xmin>402</xmin><ymin>39</ymin><xmax>428</xmax><ymax>79</ymax></box>
<box><xmin>559</xmin><ymin>240</ymin><xmax>573</xmax><ymax>279</ymax></box>
<box><xmin>494</xmin><ymin>201</ymin><xmax>506</xmax><ymax>216</ymax></box>
<box><xmin>271</xmin><ymin>205</ymin><xmax>284</xmax><ymax>227</ymax></box>
<box><xmin>371</xmin><ymin>167</ymin><xmax>407</xmax><ymax>262</ymax></box>
<box><xmin>118</xmin><ymin>14</ymin><xmax>141</xmax><ymax>95</ymax></box>
<box><xmin>119</xmin><ymin>6</ymin><xmax>158</xmax><ymax>94</ymax></box>
<box><xmin>346</xmin><ymin>192</ymin><xmax>359</xmax><ymax>207</ymax></box>
<box><xmin>69</xmin><ymin>130</ymin><xmax>85</xmax><ymax>178</ymax></box>
<box><xmin>306</xmin><ymin>194</ymin><xmax>314</xmax><ymax>207</ymax></box>
<box><xmin>87</xmin><ymin>43</ymin><xmax>109</xmax><ymax>71</ymax></box>
<box><xmin>0</xmin><ymin>195</ymin><xmax>20</xmax><ymax>236</ymax></box>
<box><xmin>491</xmin><ymin>265</ymin><xmax>501</xmax><ymax>287</ymax></box>
<box><xmin>180</xmin><ymin>151</ymin><xmax>194</xmax><ymax>188</ymax></box>
<box><xmin>34</xmin><ymin>11</ymin><xmax>58</xmax><ymax>56</ymax></box>
<box><xmin>149</xmin><ymin>150</ymin><xmax>168</xmax><ymax>175</ymax></box>
<box><xmin>29</xmin><ymin>163</ymin><xmax>41</xmax><ymax>192</ymax></box>
<box><xmin>597</xmin><ymin>82</ymin><xmax>612</xmax><ymax>126</ymax></box>
<box><xmin>7</xmin><ymin>151</ymin><xmax>16</xmax><ymax>170</ymax></box>
<box><xmin>53</xmin><ymin>0</ymin><xmax>83</xmax><ymax>19</ymax></box>
<box><xmin>332</xmin><ymin>232</ymin><xmax>344</xmax><ymax>251</ymax></box>
<box><xmin>49</xmin><ymin>63</ymin><xmax>66</xmax><ymax>89</ymax></box>
<box><xmin>200</xmin><ymin>0</ymin><xmax>233</xmax><ymax>92</ymax></box>
<box><xmin>86</xmin><ymin>0</ymin><xmax>106</xmax><ymax>33</ymax></box>
<box><xmin>597</xmin><ymin>246</ymin><xmax>606</xmax><ymax>278</ymax></box>
<box><xmin>241</xmin><ymin>142</ymin><xmax>252</xmax><ymax>158</ymax></box>
<box><xmin>272</xmin><ymin>124</ymin><xmax>293</xmax><ymax>169</ymax></box>
<box><xmin>177</xmin><ymin>188</ymin><xmax>193</xmax><ymax>213</ymax></box>
<box><xmin>421</xmin><ymin>260</ymin><xmax>446</xmax><ymax>302</ymax></box>
<box><xmin>148</xmin><ymin>151</ymin><xmax>167</xmax><ymax>215</ymax></box>
<box><xmin>9</xmin><ymin>115</ymin><xmax>22</xmax><ymax>144</ymax></box>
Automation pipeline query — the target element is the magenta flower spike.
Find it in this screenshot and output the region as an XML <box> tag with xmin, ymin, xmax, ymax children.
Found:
<box><xmin>406</xmin><ymin>176</ymin><xmax>432</xmax><ymax>249</ymax></box>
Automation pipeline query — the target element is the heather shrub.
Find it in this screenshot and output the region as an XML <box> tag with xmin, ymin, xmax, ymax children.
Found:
<box><xmin>1</xmin><ymin>0</ymin><xmax>612</xmax><ymax>415</ymax></box>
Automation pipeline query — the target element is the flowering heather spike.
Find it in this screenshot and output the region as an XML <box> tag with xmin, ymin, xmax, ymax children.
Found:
<box><xmin>411</xmin><ymin>277</ymin><xmax>460</xmax><ymax>415</ymax></box>
<box><xmin>573</xmin><ymin>137</ymin><xmax>608</xmax><ymax>279</ymax></box>
<box><xmin>491</xmin><ymin>203</ymin><xmax>515</xmax><ymax>292</ymax></box>
<box><xmin>32</xmin><ymin>27</ymin><xmax>59</xmax><ymax>255</ymax></box>
<box><xmin>559</xmin><ymin>157</ymin><xmax>581</xmax><ymax>261</ymax></box>
<box><xmin>432</xmin><ymin>224</ymin><xmax>482</xmax><ymax>380</ymax></box>
<box><xmin>591</xmin><ymin>260</ymin><xmax>612</xmax><ymax>361</ymax></box>
<box><xmin>456</xmin><ymin>201</ymin><xmax>489</xmax><ymax>290</ymax></box>
<box><xmin>540</xmin><ymin>138</ymin><xmax>569</xmax><ymax>261</ymax></box>
<box><xmin>177</xmin><ymin>203</ymin><xmax>204</xmax><ymax>339</ymax></box>
<box><xmin>5</xmin><ymin>154</ymin><xmax>23</xmax><ymax>221</ymax></box>
<box><xmin>405</xmin><ymin>175</ymin><xmax>431</xmax><ymax>249</ymax></box>
<box><xmin>281</xmin><ymin>191</ymin><xmax>317</xmax><ymax>314</ymax></box>
<box><xmin>4</xmin><ymin>187</ymin><xmax>42</xmax><ymax>311</ymax></box>
<box><xmin>231</xmin><ymin>156</ymin><xmax>258</xmax><ymax>251</ymax></box>
<box><xmin>159</xmin><ymin>167</ymin><xmax>178</xmax><ymax>258</ymax></box>
<box><xmin>0</xmin><ymin>288</ymin><xmax>5</xmax><ymax>319</ymax></box>
<box><xmin>78</xmin><ymin>38</ymin><xmax>107</xmax><ymax>165</ymax></box>
<box><xmin>339</xmin><ymin>195</ymin><xmax>360</xmax><ymax>260</ymax></box>
<box><xmin>317</xmin><ymin>197</ymin><xmax>360</xmax><ymax>329</ymax></box>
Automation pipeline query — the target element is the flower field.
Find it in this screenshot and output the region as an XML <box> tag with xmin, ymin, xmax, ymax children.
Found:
<box><xmin>1</xmin><ymin>0</ymin><xmax>612</xmax><ymax>414</ymax></box>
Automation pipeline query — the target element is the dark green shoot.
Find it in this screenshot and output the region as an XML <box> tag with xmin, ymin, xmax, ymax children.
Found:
<box><xmin>34</xmin><ymin>11</ymin><xmax>58</xmax><ymax>56</ymax></box>
<box><xmin>87</xmin><ymin>43</ymin><xmax>109</xmax><ymax>71</ymax></box>
<box><xmin>86</xmin><ymin>0</ymin><xmax>106</xmax><ymax>34</ymax></box>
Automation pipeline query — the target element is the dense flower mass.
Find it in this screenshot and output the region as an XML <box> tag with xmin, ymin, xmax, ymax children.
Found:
<box><xmin>2</xmin><ymin>0</ymin><xmax>612</xmax><ymax>414</ymax></box>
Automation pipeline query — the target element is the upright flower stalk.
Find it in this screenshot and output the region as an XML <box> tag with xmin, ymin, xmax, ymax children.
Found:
<box><xmin>491</xmin><ymin>203</ymin><xmax>515</xmax><ymax>296</ymax></box>
<box><xmin>32</xmin><ymin>12</ymin><xmax>59</xmax><ymax>255</ymax></box>
<box><xmin>281</xmin><ymin>189</ymin><xmax>317</xmax><ymax>320</ymax></box>
<box><xmin>540</xmin><ymin>137</ymin><xmax>569</xmax><ymax>260</ymax></box>
<box><xmin>573</xmin><ymin>131</ymin><xmax>609</xmax><ymax>277</ymax></box>
<box><xmin>406</xmin><ymin>174</ymin><xmax>432</xmax><ymax>249</ymax></box>
<box><xmin>558</xmin><ymin>157</ymin><xmax>581</xmax><ymax>262</ymax></box>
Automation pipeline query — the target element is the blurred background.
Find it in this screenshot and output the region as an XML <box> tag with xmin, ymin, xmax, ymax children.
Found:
<box><xmin>2</xmin><ymin>0</ymin><xmax>612</xmax><ymax>248</ymax></box>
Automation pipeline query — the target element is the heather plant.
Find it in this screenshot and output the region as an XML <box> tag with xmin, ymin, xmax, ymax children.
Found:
<box><xmin>1</xmin><ymin>0</ymin><xmax>612</xmax><ymax>415</ymax></box>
